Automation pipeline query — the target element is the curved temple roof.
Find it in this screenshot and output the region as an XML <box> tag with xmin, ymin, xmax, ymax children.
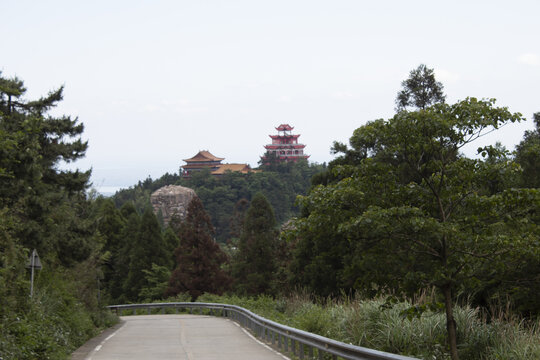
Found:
<box><xmin>183</xmin><ymin>150</ymin><xmax>225</xmax><ymax>162</ymax></box>
<box><xmin>275</xmin><ymin>124</ymin><xmax>294</xmax><ymax>131</ymax></box>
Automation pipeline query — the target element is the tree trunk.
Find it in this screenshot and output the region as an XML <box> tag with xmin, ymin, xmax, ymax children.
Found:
<box><xmin>443</xmin><ymin>284</ymin><xmax>459</xmax><ymax>360</ymax></box>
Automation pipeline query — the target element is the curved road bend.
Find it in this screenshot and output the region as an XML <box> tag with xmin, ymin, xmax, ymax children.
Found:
<box><xmin>77</xmin><ymin>314</ymin><xmax>289</xmax><ymax>360</ymax></box>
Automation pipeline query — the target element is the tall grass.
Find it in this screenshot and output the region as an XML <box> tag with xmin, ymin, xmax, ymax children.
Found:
<box><xmin>195</xmin><ymin>293</ymin><xmax>540</xmax><ymax>360</ymax></box>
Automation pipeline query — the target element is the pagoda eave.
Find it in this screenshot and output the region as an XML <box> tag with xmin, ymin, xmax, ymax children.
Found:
<box><xmin>182</xmin><ymin>164</ymin><xmax>219</xmax><ymax>169</ymax></box>
<box><xmin>269</xmin><ymin>134</ymin><xmax>300</xmax><ymax>139</ymax></box>
<box><xmin>276</xmin><ymin>124</ymin><xmax>294</xmax><ymax>131</ymax></box>
<box><xmin>264</xmin><ymin>144</ymin><xmax>306</xmax><ymax>149</ymax></box>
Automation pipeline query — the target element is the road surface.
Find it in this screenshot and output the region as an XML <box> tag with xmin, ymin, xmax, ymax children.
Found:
<box><xmin>73</xmin><ymin>314</ymin><xmax>289</xmax><ymax>360</ymax></box>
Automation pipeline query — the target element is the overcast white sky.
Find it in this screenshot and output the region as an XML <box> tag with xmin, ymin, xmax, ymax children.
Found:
<box><xmin>2</xmin><ymin>0</ymin><xmax>539</xmax><ymax>193</ymax></box>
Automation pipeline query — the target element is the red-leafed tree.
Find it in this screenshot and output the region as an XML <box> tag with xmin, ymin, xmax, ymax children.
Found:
<box><xmin>166</xmin><ymin>197</ymin><xmax>231</xmax><ymax>300</ymax></box>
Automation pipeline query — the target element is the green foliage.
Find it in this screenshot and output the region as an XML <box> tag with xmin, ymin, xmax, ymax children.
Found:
<box><xmin>166</xmin><ymin>197</ymin><xmax>231</xmax><ymax>300</ymax></box>
<box><xmin>0</xmin><ymin>72</ymin><xmax>91</xmax><ymax>265</ymax></box>
<box><xmin>232</xmin><ymin>193</ymin><xmax>279</xmax><ymax>295</ymax></box>
<box><xmin>396</xmin><ymin>64</ymin><xmax>446</xmax><ymax>111</ymax></box>
<box><xmin>290</xmin><ymin>98</ymin><xmax>538</xmax><ymax>359</ymax></box>
<box><xmin>515</xmin><ymin>112</ymin><xmax>540</xmax><ymax>188</ymax></box>
<box><xmin>0</xmin><ymin>268</ymin><xmax>117</xmax><ymax>360</ymax></box>
<box><xmin>123</xmin><ymin>208</ymin><xmax>168</xmax><ymax>301</ymax></box>
<box><xmin>192</xmin><ymin>293</ymin><xmax>540</xmax><ymax>360</ymax></box>
<box><xmin>113</xmin><ymin>160</ymin><xmax>326</xmax><ymax>243</ymax></box>
<box><xmin>139</xmin><ymin>263</ymin><xmax>172</xmax><ymax>301</ymax></box>
<box><xmin>0</xmin><ymin>71</ymin><xmax>115</xmax><ymax>358</ymax></box>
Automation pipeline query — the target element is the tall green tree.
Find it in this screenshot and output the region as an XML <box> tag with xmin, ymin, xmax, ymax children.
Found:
<box><xmin>291</xmin><ymin>98</ymin><xmax>538</xmax><ymax>360</ymax></box>
<box><xmin>110</xmin><ymin>206</ymin><xmax>139</xmax><ymax>303</ymax></box>
<box><xmin>0</xmin><ymin>71</ymin><xmax>91</xmax><ymax>265</ymax></box>
<box><xmin>515</xmin><ymin>112</ymin><xmax>540</xmax><ymax>188</ymax></box>
<box><xmin>94</xmin><ymin>198</ymin><xmax>127</xmax><ymax>302</ymax></box>
<box><xmin>123</xmin><ymin>208</ymin><xmax>167</xmax><ymax>301</ymax></box>
<box><xmin>232</xmin><ymin>193</ymin><xmax>278</xmax><ymax>295</ymax></box>
<box><xmin>396</xmin><ymin>64</ymin><xmax>445</xmax><ymax>111</ymax></box>
<box><xmin>0</xmin><ymin>71</ymin><xmax>112</xmax><ymax>358</ymax></box>
<box><xmin>166</xmin><ymin>197</ymin><xmax>231</xmax><ymax>301</ymax></box>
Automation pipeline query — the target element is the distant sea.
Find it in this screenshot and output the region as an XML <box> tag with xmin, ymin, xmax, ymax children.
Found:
<box><xmin>94</xmin><ymin>186</ymin><xmax>123</xmax><ymax>197</ymax></box>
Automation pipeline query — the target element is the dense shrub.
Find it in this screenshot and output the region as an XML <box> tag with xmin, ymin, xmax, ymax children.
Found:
<box><xmin>191</xmin><ymin>293</ymin><xmax>540</xmax><ymax>360</ymax></box>
<box><xmin>0</xmin><ymin>270</ymin><xmax>117</xmax><ymax>360</ymax></box>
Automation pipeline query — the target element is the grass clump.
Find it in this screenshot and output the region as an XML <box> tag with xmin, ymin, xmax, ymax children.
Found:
<box><xmin>188</xmin><ymin>293</ymin><xmax>540</xmax><ymax>360</ymax></box>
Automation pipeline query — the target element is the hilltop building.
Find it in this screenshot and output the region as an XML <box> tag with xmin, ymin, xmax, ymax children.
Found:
<box><xmin>211</xmin><ymin>163</ymin><xmax>252</xmax><ymax>176</ymax></box>
<box><xmin>181</xmin><ymin>150</ymin><xmax>253</xmax><ymax>178</ymax></box>
<box><xmin>262</xmin><ymin>124</ymin><xmax>309</xmax><ymax>163</ymax></box>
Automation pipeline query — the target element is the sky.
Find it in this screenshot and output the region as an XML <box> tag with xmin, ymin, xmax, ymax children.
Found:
<box><xmin>2</xmin><ymin>0</ymin><xmax>539</xmax><ymax>194</ymax></box>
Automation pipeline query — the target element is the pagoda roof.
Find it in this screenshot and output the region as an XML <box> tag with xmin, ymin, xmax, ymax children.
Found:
<box><xmin>264</xmin><ymin>144</ymin><xmax>306</xmax><ymax>149</ymax></box>
<box><xmin>276</xmin><ymin>124</ymin><xmax>294</xmax><ymax>131</ymax></box>
<box><xmin>270</xmin><ymin>134</ymin><xmax>300</xmax><ymax>139</ymax></box>
<box><xmin>211</xmin><ymin>163</ymin><xmax>252</xmax><ymax>175</ymax></box>
<box><xmin>183</xmin><ymin>150</ymin><xmax>225</xmax><ymax>163</ymax></box>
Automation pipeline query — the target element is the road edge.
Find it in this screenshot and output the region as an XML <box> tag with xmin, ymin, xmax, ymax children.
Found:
<box><xmin>70</xmin><ymin>320</ymin><xmax>125</xmax><ymax>360</ymax></box>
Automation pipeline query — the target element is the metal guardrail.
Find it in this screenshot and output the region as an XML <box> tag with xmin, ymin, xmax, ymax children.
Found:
<box><xmin>107</xmin><ymin>302</ymin><xmax>418</xmax><ymax>360</ymax></box>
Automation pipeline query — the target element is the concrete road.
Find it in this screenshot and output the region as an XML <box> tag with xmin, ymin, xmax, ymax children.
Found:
<box><xmin>76</xmin><ymin>315</ymin><xmax>289</xmax><ymax>360</ymax></box>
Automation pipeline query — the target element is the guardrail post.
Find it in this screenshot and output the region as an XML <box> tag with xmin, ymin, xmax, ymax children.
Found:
<box><xmin>318</xmin><ymin>349</ymin><xmax>324</xmax><ymax>360</ymax></box>
<box><xmin>147</xmin><ymin>307</ymin><xmax>151</xmax><ymax>315</ymax></box>
<box><xmin>308</xmin><ymin>345</ymin><xmax>313</xmax><ymax>359</ymax></box>
<box><xmin>291</xmin><ymin>339</ymin><xmax>296</xmax><ymax>355</ymax></box>
<box><xmin>299</xmin><ymin>343</ymin><xmax>304</xmax><ymax>359</ymax></box>
<box><xmin>161</xmin><ymin>307</ymin><xmax>165</xmax><ymax>314</ymax></box>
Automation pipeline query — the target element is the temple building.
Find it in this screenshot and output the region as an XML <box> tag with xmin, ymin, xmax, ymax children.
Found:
<box><xmin>262</xmin><ymin>124</ymin><xmax>309</xmax><ymax>163</ymax></box>
<box><xmin>211</xmin><ymin>163</ymin><xmax>252</xmax><ymax>176</ymax></box>
<box><xmin>181</xmin><ymin>150</ymin><xmax>253</xmax><ymax>178</ymax></box>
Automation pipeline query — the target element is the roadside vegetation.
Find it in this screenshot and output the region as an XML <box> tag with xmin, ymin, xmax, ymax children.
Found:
<box><xmin>156</xmin><ymin>292</ymin><xmax>540</xmax><ymax>360</ymax></box>
<box><xmin>0</xmin><ymin>72</ymin><xmax>116</xmax><ymax>359</ymax></box>
<box><xmin>1</xmin><ymin>65</ymin><xmax>538</xmax><ymax>359</ymax></box>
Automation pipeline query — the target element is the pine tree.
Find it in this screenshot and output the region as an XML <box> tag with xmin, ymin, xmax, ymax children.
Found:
<box><xmin>123</xmin><ymin>207</ymin><xmax>167</xmax><ymax>301</ymax></box>
<box><xmin>166</xmin><ymin>197</ymin><xmax>230</xmax><ymax>301</ymax></box>
<box><xmin>232</xmin><ymin>193</ymin><xmax>278</xmax><ymax>295</ymax></box>
<box><xmin>163</xmin><ymin>227</ymin><xmax>179</xmax><ymax>268</ymax></box>
<box><xmin>95</xmin><ymin>199</ymin><xmax>127</xmax><ymax>301</ymax></box>
<box><xmin>228</xmin><ymin>198</ymin><xmax>249</xmax><ymax>243</ymax></box>
<box><xmin>0</xmin><ymin>71</ymin><xmax>91</xmax><ymax>264</ymax></box>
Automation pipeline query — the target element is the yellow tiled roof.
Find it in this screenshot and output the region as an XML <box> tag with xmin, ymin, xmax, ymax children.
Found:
<box><xmin>211</xmin><ymin>163</ymin><xmax>252</xmax><ymax>175</ymax></box>
<box><xmin>183</xmin><ymin>150</ymin><xmax>225</xmax><ymax>162</ymax></box>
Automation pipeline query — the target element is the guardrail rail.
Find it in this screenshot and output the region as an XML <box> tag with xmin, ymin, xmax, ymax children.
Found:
<box><xmin>107</xmin><ymin>302</ymin><xmax>418</xmax><ymax>360</ymax></box>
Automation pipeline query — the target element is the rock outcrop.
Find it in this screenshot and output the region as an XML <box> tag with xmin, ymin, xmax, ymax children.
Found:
<box><xmin>150</xmin><ymin>185</ymin><xmax>197</xmax><ymax>226</ymax></box>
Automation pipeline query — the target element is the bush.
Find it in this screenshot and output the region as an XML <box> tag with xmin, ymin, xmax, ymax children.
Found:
<box><xmin>188</xmin><ymin>293</ymin><xmax>540</xmax><ymax>360</ymax></box>
<box><xmin>0</xmin><ymin>269</ymin><xmax>118</xmax><ymax>360</ymax></box>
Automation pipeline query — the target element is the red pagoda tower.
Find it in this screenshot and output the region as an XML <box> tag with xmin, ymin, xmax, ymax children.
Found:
<box><xmin>262</xmin><ymin>124</ymin><xmax>309</xmax><ymax>163</ymax></box>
